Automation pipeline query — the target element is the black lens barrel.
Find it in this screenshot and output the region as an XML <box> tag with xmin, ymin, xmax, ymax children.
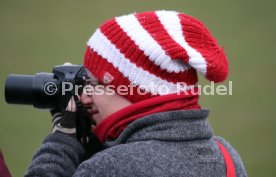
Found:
<box><xmin>5</xmin><ymin>74</ymin><xmax>34</xmax><ymax>105</ymax></box>
<box><xmin>5</xmin><ymin>65</ymin><xmax>86</xmax><ymax>109</ymax></box>
<box><xmin>5</xmin><ymin>73</ymin><xmax>59</xmax><ymax>109</ymax></box>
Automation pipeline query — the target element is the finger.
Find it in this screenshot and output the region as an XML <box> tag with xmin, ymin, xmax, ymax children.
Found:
<box><xmin>66</xmin><ymin>97</ymin><xmax>77</xmax><ymax>112</ymax></box>
<box><xmin>71</xmin><ymin>97</ymin><xmax>77</xmax><ymax>112</ymax></box>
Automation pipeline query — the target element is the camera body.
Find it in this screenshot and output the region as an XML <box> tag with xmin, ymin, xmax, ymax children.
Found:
<box><xmin>5</xmin><ymin>64</ymin><xmax>90</xmax><ymax>110</ymax></box>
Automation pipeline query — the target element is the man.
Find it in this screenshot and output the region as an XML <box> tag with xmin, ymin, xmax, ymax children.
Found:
<box><xmin>24</xmin><ymin>11</ymin><xmax>247</xmax><ymax>176</ymax></box>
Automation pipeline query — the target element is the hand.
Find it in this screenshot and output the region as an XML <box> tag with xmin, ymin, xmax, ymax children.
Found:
<box><xmin>51</xmin><ymin>96</ymin><xmax>104</xmax><ymax>158</ymax></box>
<box><xmin>50</xmin><ymin>97</ymin><xmax>77</xmax><ymax>137</ymax></box>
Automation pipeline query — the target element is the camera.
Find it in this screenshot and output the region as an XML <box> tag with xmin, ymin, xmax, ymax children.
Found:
<box><xmin>5</xmin><ymin>64</ymin><xmax>91</xmax><ymax>110</ymax></box>
<box><xmin>5</xmin><ymin>64</ymin><xmax>104</xmax><ymax>154</ymax></box>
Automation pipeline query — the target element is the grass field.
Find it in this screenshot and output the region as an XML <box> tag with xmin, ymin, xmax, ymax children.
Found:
<box><xmin>0</xmin><ymin>1</ymin><xmax>275</xmax><ymax>176</ymax></box>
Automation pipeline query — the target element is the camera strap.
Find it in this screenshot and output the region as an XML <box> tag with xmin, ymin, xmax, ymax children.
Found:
<box><xmin>73</xmin><ymin>95</ymin><xmax>104</xmax><ymax>159</ymax></box>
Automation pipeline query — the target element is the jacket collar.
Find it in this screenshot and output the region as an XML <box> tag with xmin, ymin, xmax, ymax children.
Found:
<box><xmin>106</xmin><ymin>109</ymin><xmax>213</xmax><ymax>146</ymax></box>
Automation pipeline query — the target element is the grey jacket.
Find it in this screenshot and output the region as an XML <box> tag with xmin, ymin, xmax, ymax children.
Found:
<box><xmin>24</xmin><ymin>110</ymin><xmax>247</xmax><ymax>177</ymax></box>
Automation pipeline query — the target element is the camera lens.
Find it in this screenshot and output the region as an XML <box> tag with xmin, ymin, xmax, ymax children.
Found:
<box><xmin>5</xmin><ymin>73</ymin><xmax>60</xmax><ymax>109</ymax></box>
<box><xmin>5</xmin><ymin>74</ymin><xmax>34</xmax><ymax>105</ymax></box>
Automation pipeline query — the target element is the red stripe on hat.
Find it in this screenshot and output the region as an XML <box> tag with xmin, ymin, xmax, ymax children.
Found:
<box><xmin>136</xmin><ymin>12</ymin><xmax>189</xmax><ymax>63</ymax></box>
<box><xmin>178</xmin><ymin>14</ymin><xmax>229</xmax><ymax>82</ymax></box>
<box><xmin>99</xmin><ymin>18</ymin><xmax>198</xmax><ymax>85</ymax></box>
<box><xmin>84</xmin><ymin>47</ymin><xmax>155</xmax><ymax>102</ymax></box>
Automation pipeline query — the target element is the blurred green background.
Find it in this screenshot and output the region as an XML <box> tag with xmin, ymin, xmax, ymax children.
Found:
<box><xmin>0</xmin><ymin>0</ymin><xmax>275</xmax><ymax>176</ymax></box>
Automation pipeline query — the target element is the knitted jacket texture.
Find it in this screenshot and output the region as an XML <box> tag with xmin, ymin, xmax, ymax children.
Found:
<box><xmin>24</xmin><ymin>110</ymin><xmax>247</xmax><ymax>177</ymax></box>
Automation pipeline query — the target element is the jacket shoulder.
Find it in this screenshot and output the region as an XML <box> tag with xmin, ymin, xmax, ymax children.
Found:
<box><xmin>214</xmin><ymin>136</ymin><xmax>247</xmax><ymax>177</ymax></box>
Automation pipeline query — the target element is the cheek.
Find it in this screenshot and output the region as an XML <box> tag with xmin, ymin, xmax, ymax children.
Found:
<box><xmin>91</xmin><ymin>94</ymin><xmax>106</xmax><ymax>106</ymax></box>
<box><xmin>92</xmin><ymin>95</ymin><xmax>113</xmax><ymax>115</ymax></box>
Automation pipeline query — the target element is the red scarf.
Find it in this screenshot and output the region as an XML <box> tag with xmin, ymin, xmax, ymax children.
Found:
<box><xmin>94</xmin><ymin>89</ymin><xmax>200</xmax><ymax>142</ymax></box>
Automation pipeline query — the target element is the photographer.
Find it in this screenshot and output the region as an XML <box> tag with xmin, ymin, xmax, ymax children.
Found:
<box><xmin>24</xmin><ymin>11</ymin><xmax>247</xmax><ymax>177</ymax></box>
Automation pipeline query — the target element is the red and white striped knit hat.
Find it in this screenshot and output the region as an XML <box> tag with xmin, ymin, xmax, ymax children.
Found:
<box><xmin>84</xmin><ymin>10</ymin><xmax>228</xmax><ymax>103</ymax></box>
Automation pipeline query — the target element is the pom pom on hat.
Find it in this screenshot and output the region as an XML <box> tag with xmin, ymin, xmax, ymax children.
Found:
<box><xmin>84</xmin><ymin>10</ymin><xmax>229</xmax><ymax>102</ymax></box>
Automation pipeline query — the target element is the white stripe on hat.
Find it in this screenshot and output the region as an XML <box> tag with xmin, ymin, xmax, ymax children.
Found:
<box><xmin>115</xmin><ymin>14</ymin><xmax>190</xmax><ymax>73</ymax></box>
<box><xmin>87</xmin><ymin>29</ymin><xmax>193</xmax><ymax>95</ymax></box>
<box><xmin>156</xmin><ymin>11</ymin><xmax>207</xmax><ymax>75</ymax></box>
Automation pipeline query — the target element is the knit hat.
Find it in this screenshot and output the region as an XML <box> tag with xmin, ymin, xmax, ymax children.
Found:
<box><xmin>84</xmin><ymin>10</ymin><xmax>228</xmax><ymax>103</ymax></box>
